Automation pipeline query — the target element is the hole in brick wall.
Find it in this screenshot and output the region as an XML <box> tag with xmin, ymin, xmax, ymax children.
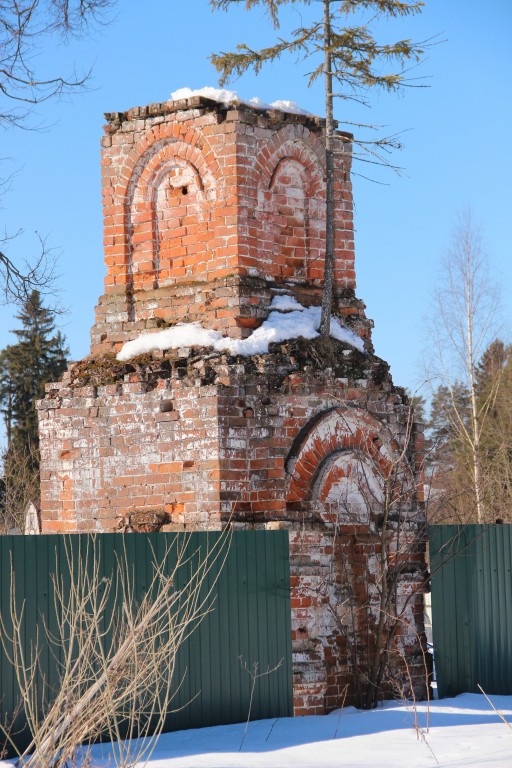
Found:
<box><xmin>181</xmin><ymin>186</ymin><xmax>188</xmax><ymax>195</ymax></box>
<box><xmin>127</xmin><ymin>508</ymin><xmax>168</xmax><ymax>533</ymax></box>
<box><xmin>159</xmin><ymin>399</ymin><xmax>174</xmax><ymax>413</ymax></box>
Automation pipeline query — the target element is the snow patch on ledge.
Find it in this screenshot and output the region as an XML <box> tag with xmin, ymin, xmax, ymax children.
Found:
<box><xmin>170</xmin><ymin>87</ymin><xmax>312</xmax><ymax>116</ymax></box>
<box><xmin>116</xmin><ymin>298</ymin><xmax>365</xmax><ymax>362</ymax></box>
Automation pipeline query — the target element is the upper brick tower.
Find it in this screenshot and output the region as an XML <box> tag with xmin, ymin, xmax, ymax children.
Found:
<box><xmin>92</xmin><ymin>94</ymin><xmax>365</xmax><ymax>356</ymax></box>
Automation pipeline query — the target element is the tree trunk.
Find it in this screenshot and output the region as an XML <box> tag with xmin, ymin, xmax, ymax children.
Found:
<box><xmin>320</xmin><ymin>0</ymin><xmax>335</xmax><ymax>338</ymax></box>
<box><xmin>466</xmin><ymin>290</ymin><xmax>485</xmax><ymax>523</ymax></box>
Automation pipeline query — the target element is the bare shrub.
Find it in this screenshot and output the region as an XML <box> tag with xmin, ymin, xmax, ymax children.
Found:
<box><xmin>0</xmin><ymin>442</ymin><xmax>39</xmax><ymax>534</ymax></box>
<box><xmin>0</xmin><ymin>532</ymin><xmax>230</xmax><ymax>767</ymax></box>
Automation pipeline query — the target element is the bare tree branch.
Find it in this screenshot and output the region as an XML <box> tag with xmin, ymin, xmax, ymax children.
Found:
<box><xmin>0</xmin><ymin>0</ymin><xmax>116</xmax><ymax>128</ymax></box>
<box><xmin>0</xmin><ymin>232</ymin><xmax>58</xmax><ymax>305</ymax></box>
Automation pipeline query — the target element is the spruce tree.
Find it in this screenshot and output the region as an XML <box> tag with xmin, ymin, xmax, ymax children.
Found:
<box><xmin>0</xmin><ymin>290</ymin><xmax>68</xmax><ymax>461</ymax></box>
<box><xmin>0</xmin><ymin>291</ymin><xmax>68</xmax><ymax>528</ymax></box>
<box><xmin>475</xmin><ymin>339</ymin><xmax>509</xmax><ymax>399</ymax></box>
<box><xmin>211</xmin><ymin>0</ymin><xmax>427</xmax><ymax>335</ymax></box>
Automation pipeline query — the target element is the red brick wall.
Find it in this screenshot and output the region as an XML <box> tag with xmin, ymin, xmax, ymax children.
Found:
<box><xmin>92</xmin><ymin>96</ymin><xmax>356</xmax><ymax>356</ymax></box>
<box><xmin>39</xmin><ymin>344</ymin><xmax>427</xmax><ymax>710</ymax></box>
<box><xmin>38</xmin><ymin>94</ymin><xmax>427</xmax><ymax>714</ymax></box>
<box><xmin>39</xmin><ymin>369</ymin><xmax>223</xmax><ymax>533</ymax></box>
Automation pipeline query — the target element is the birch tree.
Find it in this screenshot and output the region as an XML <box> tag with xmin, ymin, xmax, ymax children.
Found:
<box><xmin>430</xmin><ymin>211</ymin><xmax>502</xmax><ymax>524</ymax></box>
<box><xmin>210</xmin><ymin>0</ymin><xmax>428</xmax><ymax>335</ymax></box>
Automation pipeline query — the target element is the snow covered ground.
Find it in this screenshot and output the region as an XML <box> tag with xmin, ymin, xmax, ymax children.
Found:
<box><xmin>3</xmin><ymin>693</ymin><xmax>511</xmax><ymax>767</ymax></box>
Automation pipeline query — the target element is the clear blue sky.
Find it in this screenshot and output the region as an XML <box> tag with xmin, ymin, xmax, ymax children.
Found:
<box><xmin>1</xmin><ymin>0</ymin><xmax>511</xmax><ymax>400</ymax></box>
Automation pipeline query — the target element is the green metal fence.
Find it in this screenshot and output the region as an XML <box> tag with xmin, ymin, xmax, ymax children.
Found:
<box><xmin>0</xmin><ymin>531</ymin><xmax>293</xmax><ymax>754</ymax></box>
<box><xmin>430</xmin><ymin>524</ymin><xmax>512</xmax><ymax>698</ymax></box>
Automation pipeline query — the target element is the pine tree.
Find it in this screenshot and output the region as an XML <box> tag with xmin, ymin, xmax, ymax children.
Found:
<box><xmin>0</xmin><ymin>291</ymin><xmax>68</xmax><ymax>529</ymax></box>
<box><xmin>475</xmin><ymin>339</ymin><xmax>509</xmax><ymax>399</ymax></box>
<box><xmin>428</xmin><ymin>382</ymin><xmax>471</xmax><ymax>465</ymax></box>
<box><xmin>426</xmin><ymin>382</ymin><xmax>473</xmax><ymax>523</ymax></box>
<box><xmin>211</xmin><ymin>0</ymin><xmax>427</xmax><ymax>334</ymax></box>
<box><xmin>427</xmin><ymin>341</ymin><xmax>512</xmax><ymax>523</ymax></box>
<box><xmin>475</xmin><ymin>340</ymin><xmax>512</xmax><ymax>520</ymax></box>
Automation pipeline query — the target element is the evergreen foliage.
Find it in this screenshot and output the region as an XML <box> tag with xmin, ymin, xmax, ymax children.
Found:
<box><xmin>476</xmin><ymin>341</ymin><xmax>512</xmax><ymax>519</ymax></box>
<box><xmin>211</xmin><ymin>0</ymin><xmax>428</xmax><ymax>335</ymax></box>
<box><xmin>428</xmin><ymin>381</ymin><xmax>471</xmax><ymax>465</ymax></box>
<box><xmin>0</xmin><ymin>290</ymin><xmax>68</xmax><ymax>455</ymax></box>
<box><xmin>0</xmin><ymin>291</ymin><xmax>68</xmax><ymax>529</ymax></box>
<box><xmin>211</xmin><ymin>1</ymin><xmax>426</xmax><ymax>108</ymax></box>
<box><xmin>475</xmin><ymin>339</ymin><xmax>509</xmax><ymax>398</ymax></box>
<box><xmin>404</xmin><ymin>388</ymin><xmax>426</xmax><ymax>424</ymax></box>
<box><xmin>428</xmin><ymin>341</ymin><xmax>512</xmax><ymax>523</ymax></box>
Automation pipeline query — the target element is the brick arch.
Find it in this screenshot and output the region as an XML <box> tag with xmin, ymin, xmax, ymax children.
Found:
<box><xmin>313</xmin><ymin>447</ymin><xmax>386</xmax><ymax>502</ymax></box>
<box><xmin>151</xmin><ymin>156</ymin><xmax>204</xmax><ymax>283</ymax></box>
<box><xmin>254</xmin><ymin>129</ymin><xmax>325</xmax><ymax>283</ymax></box>
<box><xmin>126</xmin><ymin>138</ymin><xmax>218</xmax><ymax>291</ymax></box>
<box><xmin>268</xmin><ymin>156</ymin><xmax>310</xmax><ymax>279</ymax></box>
<box><xmin>254</xmin><ymin>125</ymin><xmax>325</xmax><ymax>197</ymax></box>
<box><xmin>117</xmin><ymin>122</ymin><xmax>221</xmax><ymax>204</ymax></box>
<box><xmin>102</xmin><ymin>122</ymin><xmax>222</xmax><ymax>293</ymax></box>
<box><xmin>127</xmin><ymin>137</ymin><xmax>215</xmax><ymax>207</ymax></box>
<box><xmin>268</xmin><ymin>156</ymin><xmax>307</xmax><ymax>190</ymax></box>
<box><xmin>286</xmin><ymin>407</ymin><xmax>403</xmax><ymax>504</ymax></box>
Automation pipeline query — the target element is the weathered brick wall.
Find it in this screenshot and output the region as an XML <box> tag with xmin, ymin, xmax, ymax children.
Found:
<box><xmin>39</xmin><ymin>339</ymin><xmax>427</xmax><ymax>710</ymax></box>
<box><xmin>38</xmin><ymin>93</ymin><xmax>427</xmax><ymax>714</ymax></box>
<box><xmin>92</xmin><ymin>95</ymin><xmax>358</xmax><ymax>356</ymax></box>
<box><xmin>211</xmin><ymin>342</ymin><xmax>426</xmax><ymax>711</ymax></box>
<box><xmin>39</xmin><ymin>365</ymin><xmax>223</xmax><ymax>533</ymax></box>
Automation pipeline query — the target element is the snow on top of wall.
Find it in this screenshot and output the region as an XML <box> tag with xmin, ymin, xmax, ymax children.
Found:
<box><xmin>268</xmin><ymin>294</ymin><xmax>304</xmax><ymax>312</ymax></box>
<box><xmin>170</xmin><ymin>87</ymin><xmax>312</xmax><ymax>116</ymax></box>
<box><xmin>116</xmin><ymin>297</ymin><xmax>365</xmax><ymax>361</ymax></box>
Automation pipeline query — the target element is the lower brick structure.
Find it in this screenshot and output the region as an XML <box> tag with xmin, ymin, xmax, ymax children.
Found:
<box><xmin>39</xmin><ymin>338</ymin><xmax>427</xmax><ymax>711</ymax></box>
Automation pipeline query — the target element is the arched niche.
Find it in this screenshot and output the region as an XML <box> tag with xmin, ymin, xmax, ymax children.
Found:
<box><xmin>151</xmin><ymin>157</ymin><xmax>204</xmax><ymax>285</ymax></box>
<box><xmin>267</xmin><ymin>157</ymin><xmax>309</xmax><ymax>279</ymax></box>
<box><xmin>311</xmin><ymin>449</ymin><xmax>386</xmax><ymax>527</ymax></box>
<box><xmin>285</xmin><ymin>407</ymin><xmax>420</xmax><ymax>709</ymax></box>
<box><xmin>255</xmin><ymin>135</ymin><xmax>325</xmax><ymax>283</ymax></box>
<box><xmin>126</xmin><ymin>139</ymin><xmax>216</xmax><ymax>291</ymax></box>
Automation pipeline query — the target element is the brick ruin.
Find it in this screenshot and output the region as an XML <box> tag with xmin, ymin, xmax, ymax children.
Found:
<box><xmin>38</xmin><ymin>94</ymin><xmax>427</xmax><ymax>712</ymax></box>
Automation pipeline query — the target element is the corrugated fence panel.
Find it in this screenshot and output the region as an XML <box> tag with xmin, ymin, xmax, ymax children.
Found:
<box><xmin>0</xmin><ymin>531</ymin><xmax>293</xmax><ymax>754</ymax></box>
<box><xmin>430</xmin><ymin>525</ymin><xmax>512</xmax><ymax>698</ymax></box>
